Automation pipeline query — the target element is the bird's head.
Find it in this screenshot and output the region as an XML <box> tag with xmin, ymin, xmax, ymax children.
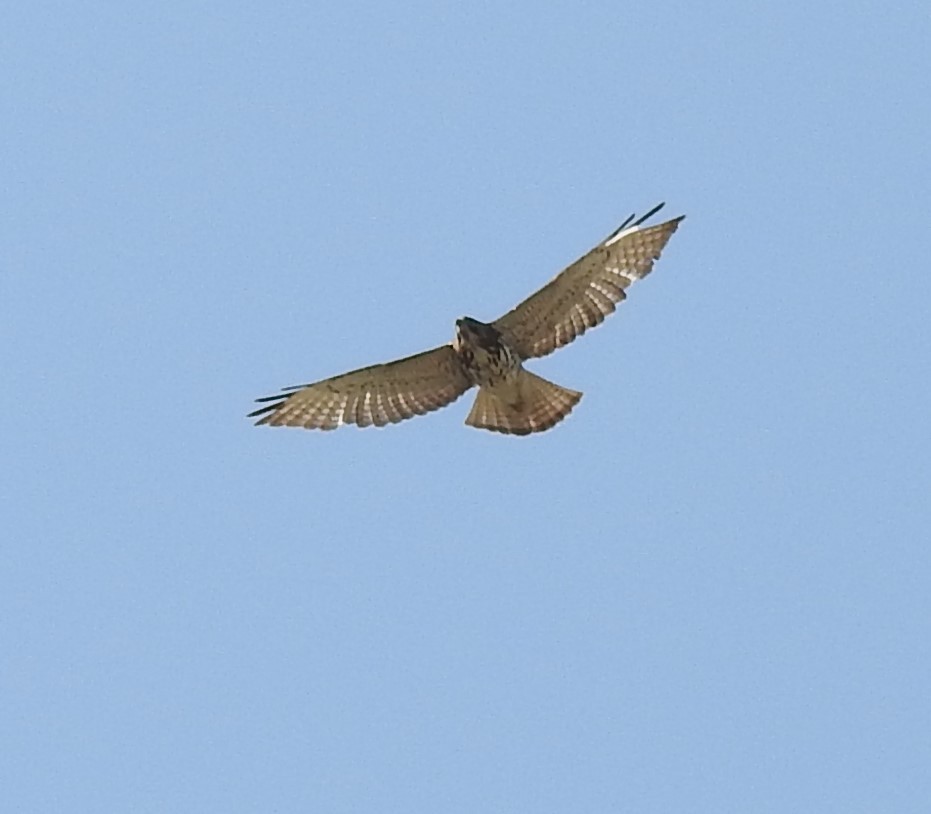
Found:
<box><xmin>456</xmin><ymin>316</ymin><xmax>485</xmax><ymax>339</ymax></box>
<box><xmin>455</xmin><ymin>317</ymin><xmax>501</xmax><ymax>350</ymax></box>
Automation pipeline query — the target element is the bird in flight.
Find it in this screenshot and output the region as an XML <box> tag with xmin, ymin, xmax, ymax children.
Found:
<box><xmin>249</xmin><ymin>203</ymin><xmax>684</xmax><ymax>435</ymax></box>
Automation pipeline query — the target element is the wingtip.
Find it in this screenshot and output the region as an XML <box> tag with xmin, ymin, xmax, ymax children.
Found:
<box><xmin>607</xmin><ymin>202</ymin><xmax>674</xmax><ymax>243</ymax></box>
<box><xmin>247</xmin><ymin>399</ymin><xmax>284</xmax><ymax>422</ymax></box>
<box><xmin>248</xmin><ymin>384</ymin><xmax>306</xmax><ymax>423</ymax></box>
<box><xmin>635</xmin><ymin>201</ymin><xmax>666</xmax><ymax>225</ymax></box>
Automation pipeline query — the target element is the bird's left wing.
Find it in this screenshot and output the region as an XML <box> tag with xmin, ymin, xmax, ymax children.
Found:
<box><xmin>493</xmin><ymin>204</ymin><xmax>684</xmax><ymax>359</ymax></box>
<box><xmin>249</xmin><ymin>344</ymin><xmax>472</xmax><ymax>429</ymax></box>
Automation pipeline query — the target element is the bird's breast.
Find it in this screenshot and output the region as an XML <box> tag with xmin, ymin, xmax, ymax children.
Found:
<box><xmin>456</xmin><ymin>334</ymin><xmax>521</xmax><ymax>388</ymax></box>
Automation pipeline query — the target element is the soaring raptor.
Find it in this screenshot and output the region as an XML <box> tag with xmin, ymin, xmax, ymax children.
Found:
<box><xmin>249</xmin><ymin>203</ymin><xmax>684</xmax><ymax>435</ymax></box>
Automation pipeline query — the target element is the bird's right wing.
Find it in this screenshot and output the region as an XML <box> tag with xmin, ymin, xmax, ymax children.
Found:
<box><xmin>249</xmin><ymin>345</ymin><xmax>472</xmax><ymax>429</ymax></box>
<box><xmin>493</xmin><ymin>204</ymin><xmax>684</xmax><ymax>359</ymax></box>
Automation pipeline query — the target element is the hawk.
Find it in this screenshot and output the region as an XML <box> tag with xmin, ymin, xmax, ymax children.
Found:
<box><xmin>249</xmin><ymin>203</ymin><xmax>684</xmax><ymax>435</ymax></box>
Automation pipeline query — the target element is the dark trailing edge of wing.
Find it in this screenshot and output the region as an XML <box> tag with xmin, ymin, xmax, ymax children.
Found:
<box><xmin>607</xmin><ymin>201</ymin><xmax>666</xmax><ymax>241</ymax></box>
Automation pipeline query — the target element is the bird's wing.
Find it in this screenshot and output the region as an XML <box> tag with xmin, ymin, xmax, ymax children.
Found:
<box><xmin>492</xmin><ymin>204</ymin><xmax>684</xmax><ymax>359</ymax></box>
<box><xmin>249</xmin><ymin>344</ymin><xmax>472</xmax><ymax>429</ymax></box>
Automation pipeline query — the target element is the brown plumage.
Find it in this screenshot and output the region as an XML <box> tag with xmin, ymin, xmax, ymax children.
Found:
<box><xmin>249</xmin><ymin>203</ymin><xmax>684</xmax><ymax>435</ymax></box>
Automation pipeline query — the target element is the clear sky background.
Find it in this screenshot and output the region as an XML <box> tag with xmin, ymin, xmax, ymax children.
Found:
<box><xmin>3</xmin><ymin>2</ymin><xmax>930</xmax><ymax>812</ymax></box>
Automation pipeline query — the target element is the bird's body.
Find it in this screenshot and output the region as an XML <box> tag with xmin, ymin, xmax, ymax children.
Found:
<box><xmin>250</xmin><ymin>203</ymin><xmax>683</xmax><ymax>435</ymax></box>
<box><xmin>450</xmin><ymin>316</ymin><xmax>581</xmax><ymax>434</ymax></box>
<box><xmin>453</xmin><ymin>317</ymin><xmax>520</xmax><ymax>389</ymax></box>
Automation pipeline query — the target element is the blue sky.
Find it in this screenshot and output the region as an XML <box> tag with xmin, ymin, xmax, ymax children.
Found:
<box><xmin>3</xmin><ymin>1</ymin><xmax>930</xmax><ymax>811</ymax></box>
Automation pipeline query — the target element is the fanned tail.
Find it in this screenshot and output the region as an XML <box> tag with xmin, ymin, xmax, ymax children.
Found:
<box><xmin>465</xmin><ymin>370</ymin><xmax>582</xmax><ymax>435</ymax></box>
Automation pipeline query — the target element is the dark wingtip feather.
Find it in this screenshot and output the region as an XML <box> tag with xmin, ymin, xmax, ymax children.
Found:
<box><xmin>634</xmin><ymin>201</ymin><xmax>665</xmax><ymax>226</ymax></box>
<box><xmin>247</xmin><ymin>401</ymin><xmax>282</xmax><ymax>420</ymax></box>
<box><xmin>248</xmin><ymin>381</ymin><xmax>309</xmax><ymax>422</ymax></box>
<box><xmin>607</xmin><ymin>202</ymin><xmax>668</xmax><ymax>242</ymax></box>
<box><xmin>616</xmin><ymin>212</ymin><xmax>636</xmax><ymax>231</ymax></box>
<box><xmin>247</xmin><ymin>391</ymin><xmax>294</xmax><ymax>424</ymax></box>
